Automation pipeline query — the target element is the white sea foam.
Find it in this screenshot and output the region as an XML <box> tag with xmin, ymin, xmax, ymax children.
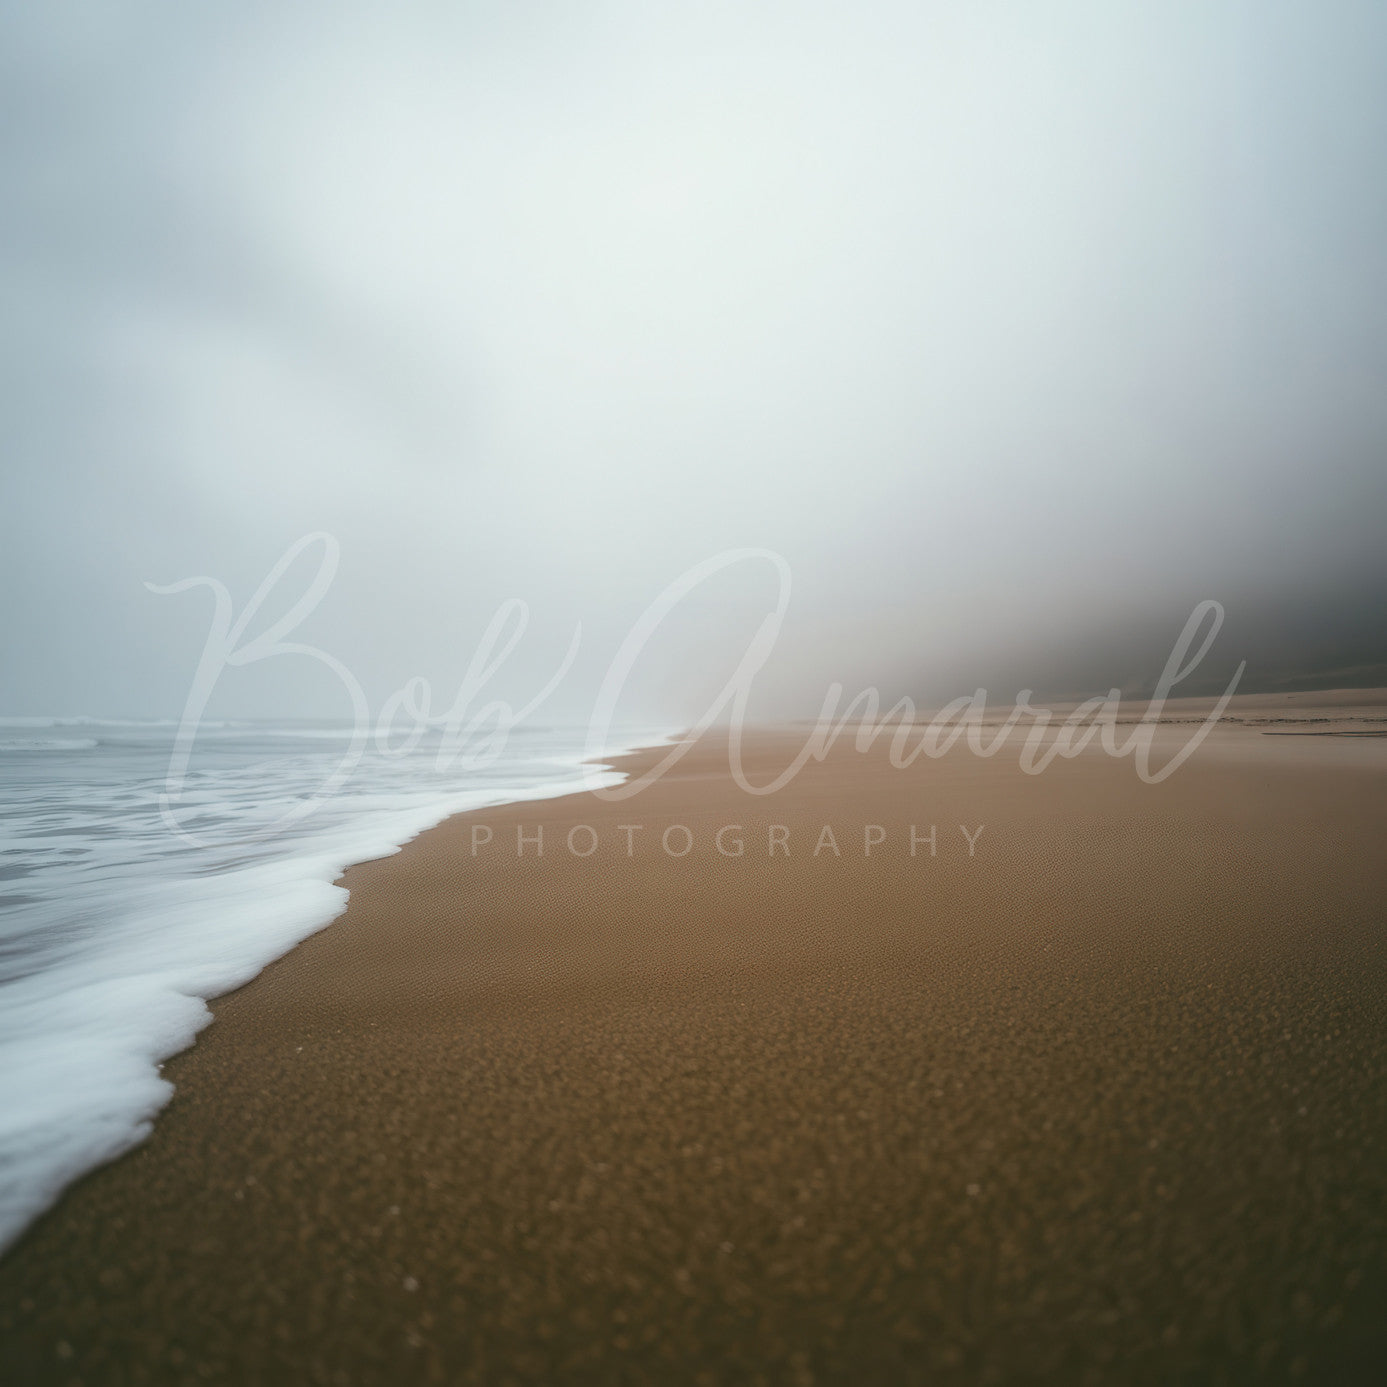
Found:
<box><xmin>0</xmin><ymin>722</ymin><xmax>673</xmax><ymax>1253</ymax></box>
<box><xmin>0</xmin><ymin>716</ymin><xmax>185</xmax><ymax>729</ymax></box>
<box><xmin>0</xmin><ymin>738</ymin><xmax>100</xmax><ymax>752</ymax></box>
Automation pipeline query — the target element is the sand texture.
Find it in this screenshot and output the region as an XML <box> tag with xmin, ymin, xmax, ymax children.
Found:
<box><xmin>2</xmin><ymin>706</ymin><xmax>1386</xmax><ymax>1384</ymax></box>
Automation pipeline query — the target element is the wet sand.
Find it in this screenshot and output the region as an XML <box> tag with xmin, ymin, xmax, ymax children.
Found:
<box><xmin>2</xmin><ymin>704</ymin><xmax>1386</xmax><ymax>1384</ymax></box>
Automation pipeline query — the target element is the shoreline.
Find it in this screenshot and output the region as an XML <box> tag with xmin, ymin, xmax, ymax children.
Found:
<box><xmin>0</xmin><ymin>728</ymin><xmax>666</xmax><ymax>1260</ymax></box>
<box><xmin>2</xmin><ymin>702</ymin><xmax>1386</xmax><ymax>1381</ymax></box>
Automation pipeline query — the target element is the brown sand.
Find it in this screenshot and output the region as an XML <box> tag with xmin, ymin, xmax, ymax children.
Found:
<box><xmin>2</xmin><ymin>707</ymin><xmax>1387</xmax><ymax>1384</ymax></box>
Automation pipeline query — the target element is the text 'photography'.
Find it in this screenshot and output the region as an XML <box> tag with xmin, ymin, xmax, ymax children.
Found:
<box><xmin>3</xmin><ymin>4</ymin><xmax>1387</xmax><ymax>1385</ymax></box>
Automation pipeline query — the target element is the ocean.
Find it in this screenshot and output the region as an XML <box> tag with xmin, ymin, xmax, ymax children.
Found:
<box><xmin>0</xmin><ymin>717</ymin><xmax>663</xmax><ymax>1252</ymax></box>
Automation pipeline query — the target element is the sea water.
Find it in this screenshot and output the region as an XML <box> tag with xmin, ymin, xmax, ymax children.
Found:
<box><xmin>0</xmin><ymin>717</ymin><xmax>666</xmax><ymax>1252</ymax></box>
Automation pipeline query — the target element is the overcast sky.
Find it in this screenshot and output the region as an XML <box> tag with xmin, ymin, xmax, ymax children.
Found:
<box><xmin>3</xmin><ymin>1</ymin><xmax>1385</xmax><ymax>724</ymax></box>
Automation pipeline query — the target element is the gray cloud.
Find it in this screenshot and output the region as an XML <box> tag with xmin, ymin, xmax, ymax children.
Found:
<box><xmin>3</xmin><ymin>1</ymin><xmax>1385</xmax><ymax>723</ymax></box>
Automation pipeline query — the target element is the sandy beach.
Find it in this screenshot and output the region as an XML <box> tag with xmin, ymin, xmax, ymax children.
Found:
<box><xmin>9</xmin><ymin>4</ymin><xmax>1387</xmax><ymax>1381</ymax></box>
<box><xmin>2</xmin><ymin>698</ymin><xmax>1386</xmax><ymax>1384</ymax></box>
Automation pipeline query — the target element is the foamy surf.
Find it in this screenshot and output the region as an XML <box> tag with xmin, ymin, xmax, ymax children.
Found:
<box><xmin>0</xmin><ymin>738</ymin><xmax>100</xmax><ymax>752</ymax></box>
<box><xmin>0</xmin><ymin>722</ymin><xmax>671</xmax><ymax>1253</ymax></box>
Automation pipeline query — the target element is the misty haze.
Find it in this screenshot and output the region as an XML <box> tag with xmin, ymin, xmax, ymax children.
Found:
<box><xmin>4</xmin><ymin>7</ymin><xmax>1387</xmax><ymax>1385</ymax></box>
<box><xmin>3</xmin><ymin>2</ymin><xmax>1385</xmax><ymax>725</ymax></box>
